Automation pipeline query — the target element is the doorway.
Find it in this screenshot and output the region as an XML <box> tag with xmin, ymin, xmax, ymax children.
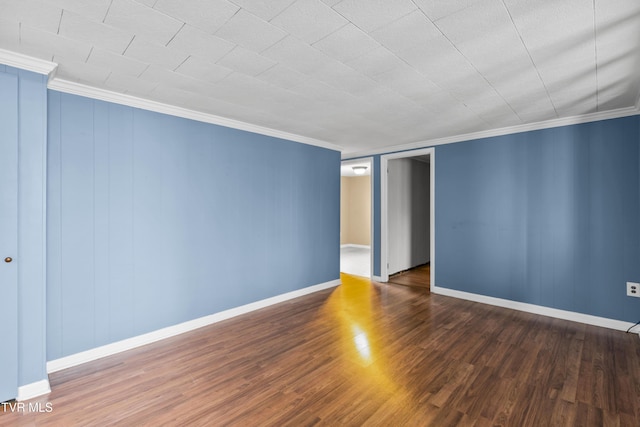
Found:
<box><xmin>380</xmin><ymin>148</ymin><xmax>435</xmax><ymax>288</ymax></box>
<box><xmin>340</xmin><ymin>158</ymin><xmax>373</xmax><ymax>278</ymax></box>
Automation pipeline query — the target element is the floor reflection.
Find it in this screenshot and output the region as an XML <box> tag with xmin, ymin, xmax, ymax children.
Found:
<box><xmin>323</xmin><ymin>273</ymin><xmax>406</xmax><ymax>397</ymax></box>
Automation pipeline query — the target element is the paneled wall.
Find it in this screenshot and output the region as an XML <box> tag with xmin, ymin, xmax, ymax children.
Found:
<box><xmin>47</xmin><ymin>91</ymin><xmax>340</xmax><ymax>360</ymax></box>
<box><xmin>435</xmin><ymin>117</ymin><xmax>640</xmax><ymax>322</ymax></box>
<box><xmin>372</xmin><ymin>116</ymin><xmax>640</xmax><ymax>322</ymax></box>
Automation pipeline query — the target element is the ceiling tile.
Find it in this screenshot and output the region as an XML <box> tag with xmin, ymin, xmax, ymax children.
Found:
<box><xmin>0</xmin><ymin>0</ymin><xmax>63</xmax><ymax>34</ymax></box>
<box><xmin>228</xmin><ymin>0</ymin><xmax>296</xmax><ymax>21</ymax></box>
<box><xmin>255</xmin><ymin>64</ymin><xmax>309</xmax><ymax>90</ymax></box>
<box><xmin>393</xmin><ymin>35</ymin><xmax>477</xmax><ymax>87</ymax></box>
<box><xmin>19</xmin><ymin>24</ymin><xmax>92</xmax><ymax>63</ymax></box>
<box><xmin>134</xmin><ymin>0</ymin><xmax>157</xmax><ymax>7</ymax></box>
<box><xmin>167</xmin><ymin>25</ymin><xmax>235</xmax><ymax>62</ymax></box>
<box><xmin>217</xmin><ymin>46</ymin><xmax>277</xmax><ymax>76</ymax></box>
<box><xmin>209</xmin><ymin>72</ymin><xmax>295</xmax><ymax>109</ymax></box>
<box><xmin>59</xmin><ymin>10</ymin><xmax>134</xmax><ymax>54</ymax></box>
<box><xmin>596</xmin><ymin>75</ymin><xmax>638</xmax><ymax>110</ymax></box>
<box><xmin>291</xmin><ymin>78</ymin><xmax>357</xmax><ymax>108</ymax></box>
<box><xmin>311</xmin><ymin>61</ymin><xmax>378</xmax><ymax>96</ymax></box>
<box><xmin>345</xmin><ymin>46</ymin><xmax>404</xmax><ymax>78</ymax></box>
<box><xmin>454</xmin><ymin>31</ymin><xmax>532</xmax><ymax>81</ymax></box>
<box><xmin>435</xmin><ymin>1</ymin><xmax>547</xmax><ymax>97</ymax></box>
<box><xmin>435</xmin><ymin>0</ymin><xmax>512</xmax><ymax>46</ymax></box>
<box><xmin>332</xmin><ymin>0</ymin><xmax>417</xmax><ymax>32</ymax></box>
<box><xmin>370</xmin><ymin>10</ymin><xmax>441</xmax><ymax>53</ymax></box>
<box><xmin>414</xmin><ymin>0</ymin><xmax>484</xmax><ymax>21</ymax></box>
<box><xmin>48</xmin><ymin>0</ymin><xmax>112</xmax><ymax>22</ymax></box>
<box><xmin>461</xmin><ymin>87</ymin><xmax>513</xmax><ymax>112</ymax></box>
<box><xmin>509</xmin><ymin>98</ymin><xmax>557</xmax><ymax>122</ymax></box>
<box><xmin>123</xmin><ymin>37</ymin><xmax>189</xmax><ymax>70</ymax></box>
<box><xmin>153</xmin><ymin>0</ymin><xmax>239</xmax><ymax>34</ymax></box>
<box><xmin>504</xmin><ymin>0</ymin><xmax>596</xmax><ymax>65</ymax></box>
<box><xmin>482</xmin><ymin>66</ymin><xmax>550</xmax><ymax>110</ymax></box>
<box><xmin>0</xmin><ymin>18</ymin><xmax>20</xmax><ymax>51</ymax></box>
<box><xmin>262</xmin><ymin>35</ymin><xmax>332</xmax><ymax>75</ymax></box>
<box><xmin>360</xmin><ymin>86</ymin><xmax>428</xmax><ymax>112</ymax></box>
<box><xmin>478</xmin><ymin>110</ymin><xmax>522</xmax><ymax>128</ymax></box>
<box><xmin>371</xmin><ymin>63</ymin><xmax>440</xmax><ymax>102</ymax></box>
<box><xmin>149</xmin><ymin>85</ymin><xmax>249</xmax><ymax>120</ymax></box>
<box><xmin>104</xmin><ymin>71</ymin><xmax>159</xmax><ymax>95</ymax></box>
<box><xmin>312</xmin><ymin>24</ymin><xmax>379</xmax><ymax>63</ymax></box>
<box><xmin>139</xmin><ymin>64</ymin><xmax>180</xmax><ymax>83</ymax></box>
<box><xmin>214</xmin><ymin>9</ymin><xmax>287</xmax><ymax>52</ymax></box>
<box><xmin>87</xmin><ymin>47</ymin><xmax>149</xmax><ymax>77</ymax></box>
<box><xmin>551</xmin><ymin>93</ymin><xmax>597</xmax><ymax>116</ymax></box>
<box><xmin>140</xmin><ymin>65</ymin><xmax>221</xmax><ymax>95</ymax></box>
<box><xmin>104</xmin><ymin>0</ymin><xmax>183</xmax><ymax>46</ymax></box>
<box><xmin>271</xmin><ymin>0</ymin><xmax>348</xmax><ymax>44</ymax></box>
<box><xmin>595</xmin><ymin>0</ymin><xmax>640</xmax><ymax>109</ymax></box>
<box><xmin>536</xmin><ymin>57</ymin><xmax>596</xmax><ymax>95</ymax></box>
<box><xmin>53</xmin><ymin>54</ymin><xmax>112</xmax><ymax>84</ymax></box>
<box><xmin>172</xmin><ymin>56</ymin><xmax>233</xmax><ymax>82</ymax></box>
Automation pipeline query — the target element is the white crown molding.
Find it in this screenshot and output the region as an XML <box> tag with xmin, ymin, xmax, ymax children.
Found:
<box><xmin>343</xmin><ymin>105</ymin><xmax>640</xmax><ymax>159</ymax></box>
<box><xmin>0</xmin><ymin>49</ymin><xmax>57</xmax><ymax>77</ymax></box>
<box><xmin>47</xmin><ymin>78</ymin><xmax>343</xmax><ymax>153</ymax></box>
<box><xmin>431</xmin><ymin>284</ymin><xmax>640</xmax><ymax>334</ymax></box>
<box><xmin>47</xmin><ymin>278</ymin><xmax>340</xmax><ymax>373</ymax></box>
<box><xmin>17</xmin><ymin>379</ymin><xmax>51</xmax><ymax>401</ymax></box>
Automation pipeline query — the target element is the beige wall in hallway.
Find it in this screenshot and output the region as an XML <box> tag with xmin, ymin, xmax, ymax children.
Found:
<box><xmin>340</xmin><ymin>175</ymin><xmax>371</xmax><ymax>246</ymax></box>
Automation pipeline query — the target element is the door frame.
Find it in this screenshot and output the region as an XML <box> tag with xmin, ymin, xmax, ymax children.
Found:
<box><xmin>0</xmin><ymin>71</ymin><xmax>19</xmax><ymax>403</ymax></box>
<box><xmin>340</xmin><ymin>157</ymin><xmax>374</xmax><ymax>278</ymax></box>
<box><xmin>380</xmin><ymin>147</ymin><xmax>435</xmax><ymax>285</ymax></box>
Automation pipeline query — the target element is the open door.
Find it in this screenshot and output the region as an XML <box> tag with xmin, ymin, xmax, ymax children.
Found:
<box><xmin>381</xmin><ymin>147</ymin><xmax>435</xmax><ymax>286</ymax></box>
<box><xmin>0</xmin><ymin>72</ymin><xmax>19</xmax><ymax>402</ymax></box>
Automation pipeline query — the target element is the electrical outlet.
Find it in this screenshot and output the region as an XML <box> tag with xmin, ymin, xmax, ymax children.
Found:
<box><xmin>627</xmin><ymin>282</ymin><xmax>640</xmax><ymax>297</ymax></box>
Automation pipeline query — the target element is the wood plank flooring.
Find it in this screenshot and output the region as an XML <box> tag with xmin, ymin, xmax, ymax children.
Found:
<box><xmin>2</xmin><ymin>273</ymin><xmax>640</xmax><ymax>426</ymax></box>
<box><xmin>388</xmin><ymin>263</ymin><xmax>430</xmax><ymax>289</ymax></box>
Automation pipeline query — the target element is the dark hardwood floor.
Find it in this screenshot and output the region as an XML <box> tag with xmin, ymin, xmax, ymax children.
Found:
<box><xmin>388</xmin><ymin>263</ymin><xmax>430</xmax><ymax>289</ymax></box>
<box><xmin>2</xmin><ymin>273</ymin><xmax>640</xmax><ymax>426</ymax></box>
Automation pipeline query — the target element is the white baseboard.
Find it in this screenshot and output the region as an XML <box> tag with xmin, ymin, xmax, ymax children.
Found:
<box><xmin>431</xmin><ymin>284</ymin><xmax>639</xmax><ymax>333</ymax></box>
<box><xmin>47</xmin><ymin>279</ymin><xmax>340</xmax><ymax>373</ymax></box>
<box><xmin>17</xmin><ymin>379</ymin><xmax>51</xmax><ymax>401</ymax></box>
<box><xmin>372</xmin><ymin>275</ymin><xmax>383</xmax><ymax>282</ymax></box>
<box><xmin>340</xmin><ymin>244</ymin><xmax>371</xmax><ymax>249</ymax></box>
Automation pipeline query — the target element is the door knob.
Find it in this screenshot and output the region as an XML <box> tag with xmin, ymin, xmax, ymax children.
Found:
<box><xmin>4</xmin><ymin>257</ymin><xmax>12</xmax><ymax>263</ymax></box>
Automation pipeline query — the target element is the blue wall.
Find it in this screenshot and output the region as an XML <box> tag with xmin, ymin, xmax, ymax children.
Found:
<box><xmin>0</xmin><ymin>65</ymin><xmax>48</xmax><ymax>388</ymax></box>
<box><xmin>371</xmin><ymin>116</ymin><xmax>640</xmax><ymax>322</ymax></box>
<box><xmin>47</xmin><ymin>91</ymin><xmax>340</xmax><ymax>360</ymax></box>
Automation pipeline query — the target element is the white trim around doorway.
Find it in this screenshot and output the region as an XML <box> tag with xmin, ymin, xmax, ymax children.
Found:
<box><xmin>380</xmin><ymin>148</ymin><xmax>435</xmax><ymax>287</ymax></box>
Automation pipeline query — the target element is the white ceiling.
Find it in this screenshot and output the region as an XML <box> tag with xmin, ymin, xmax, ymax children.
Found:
<box><xmin>2</xmin><ymin>0</ymin><xmax>639</xmax><ymax>156</ymax></box>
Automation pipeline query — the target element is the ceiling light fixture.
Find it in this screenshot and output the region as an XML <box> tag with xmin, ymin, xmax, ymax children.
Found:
<box><xmin>352</xmin><ymin>166</ymin><xmax>368</xmax><ymax>175</ymax></box>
